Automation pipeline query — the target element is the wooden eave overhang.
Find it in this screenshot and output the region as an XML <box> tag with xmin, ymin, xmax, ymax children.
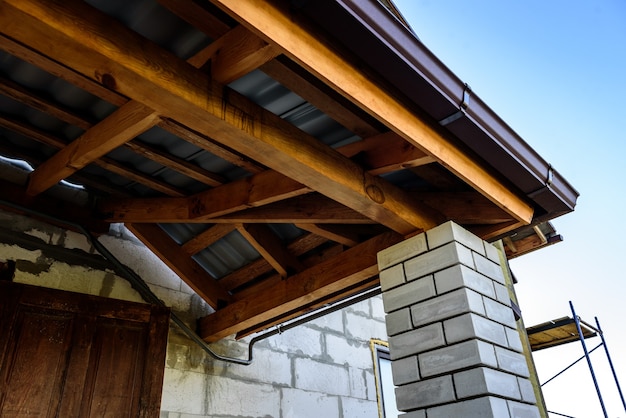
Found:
<box><xmin>0</xmin><ymin>0</ymin><xmax>577</xmax><ymax>342</ymax></box>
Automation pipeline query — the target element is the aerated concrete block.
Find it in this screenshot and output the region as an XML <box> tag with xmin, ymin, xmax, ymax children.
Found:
<box><xmin>378</xmin><ymin>232</ymin><xmax>427</xmax><ymax>270</ymax></box>
<box><xmin>419</xmin><ymin>339</ymin><xmax>497</xmax><ymax>377</ymax></box>
<box><xmin>294</xmin><ymin>358</ymin><xmax>350</xmax><ymax>396</ymax></box>
<box><xmin>517</xmin><ymin>377</ymin><xmax>537</xmax><ymax>404</ymax></box>
<box><xmin>453</xmin><ymin>367</ymin><xmax>522</xmax><ymax>401</ymax></box>
<box><xmin>507</xmin><ymin>400</ymin><xmax>541</xmax><ymax>418</ymax></box>
<box><xmin>505</xmin><ymin>327</ymin><xmax>524</xmax><ymax>353</ymax></box>
<box><xmin>410</xmin><ymin>287</ymin><xmax>485</xmax><ymax>328</ymax></box>
<box><xmin>385</xmin><ymin>308</ymin><xmax>412</xmax><ymax>336</ymax></box>
<box><xmin>473</xmin><ymin>252</ymin><xmax>506</xmax><ymax>284</ymax></box>
<box><xmin>494</xmin><ymin>281</ymin><xmax>511</xmax><ymax>304</ymax></box>
<box><xmin>495</xmin><ymin>346</ymin><xmax>530</xmax><ymax>377</ymax></box>
<box><xmin>404</xmin><ymin>241</ymin><xmax>474</xmax><ymax>281</ymax></box>
<box><xmin>391</xmin><ymin>355</ymin><xmax>420</xmax><ymax>385</ymax></box>
<box><xmin>382</xmin><ymin>275</ymin><xmax>436</xmax><ymax>313</ymax></box>
<box><xmin>281</xmin><ymin>388</ymin><xmax>339</xmax><ymax>418</ymax></box>
<box><xmin>427</xmin><ymin>396</ymin><xmax>511</xmax><ymax>418</ymax></box>
<box><xmin>379</xmin><ymin>262</ymin><xmax>406</xmax><ymax>291</ymax></box>
<box><xmin>426</xmin><ymin>221</ymin><xmax>486</xmax><ymax>255</ymax></box>
<box><xmin>434</xmin><ymin>264</ymin><xmax>496</xmax><ymax>298</ymax></box>
<box><xmin>483</xmin><ymin>297</ymin><xmax>516</xmax><ymax>327</ymax></box>
<box><xmin>395</xmin><ymin>375</ymin><xmax>455</xmax><ymax>411</ymax></box>
<box><xmin>444</xmin><ymin>312</ymin><xmax>508</xmax><ymax>347</ymax></box>
<box><xmin>389</xmin><ymin>323</ymin><xmax>445</xmax><ymax>360</ymax></box>
<box><xmin>484</xmin><ymin>241</ymin><xmax>502</xmax><ymax>263</ymax></box>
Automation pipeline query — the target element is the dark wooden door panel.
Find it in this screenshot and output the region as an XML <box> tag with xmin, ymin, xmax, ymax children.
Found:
<box><xmin>0</xmin><ymin>282</ymin><xmax>170</xmax><ymax>418</ymax></box>
<box><xmin>0</xmin><ymin>309</ymin><xmax>74</xmax><ymax>417</ymax></box>
<box><xmin>81</xmin><ymin>320</ymin><xmax>147</xmax><ymax>418</ymax></box>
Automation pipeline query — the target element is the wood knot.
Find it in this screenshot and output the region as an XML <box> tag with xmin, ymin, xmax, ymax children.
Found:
<box><xmin>365</xmin><ymin>184</ymin><xmax>385</xmax><ymax>204</ymax></box>
<box><xmin>99</xmin><ymin>72</ymin><xmax>117</xmax><ymax>90</ymax></box>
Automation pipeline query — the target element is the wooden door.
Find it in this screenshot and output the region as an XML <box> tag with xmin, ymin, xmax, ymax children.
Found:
<box><xmin>0</xmin><ymin>282</ymin><xmax>169</xmax><ymax>417</ymax></box>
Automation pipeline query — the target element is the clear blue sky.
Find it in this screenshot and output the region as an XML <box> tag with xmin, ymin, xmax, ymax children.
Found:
<box><xmin>394</xmin><ymin>1</ymin><xmax>626</xmax><ymax>416</ymax></box>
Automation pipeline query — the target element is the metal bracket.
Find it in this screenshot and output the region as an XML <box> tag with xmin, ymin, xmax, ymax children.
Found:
<box><xmin>439</xmin><ymin>83</ymin><xmax>471</xmax><ymax>126</ymax></box>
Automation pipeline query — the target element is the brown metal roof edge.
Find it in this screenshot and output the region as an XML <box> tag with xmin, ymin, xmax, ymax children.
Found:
<box><xmin>293</xmin><ymin>0</ymin><xmax>579</xmax><ymax>220</ymax></box>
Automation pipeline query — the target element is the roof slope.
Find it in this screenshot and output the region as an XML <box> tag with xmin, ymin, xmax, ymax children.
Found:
<box><xmin>0</xmin><ymin>0</ymin><xmax>577</xmax><ymax>341</ymax></box>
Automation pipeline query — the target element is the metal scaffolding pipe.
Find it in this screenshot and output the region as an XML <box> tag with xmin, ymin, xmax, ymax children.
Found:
<box><xmin>570</xmin><ymin>301</ymin><xmax>608</xmax><ymax>417</ymax></box>
<box><xmin>595</xmin><ymin>316</ymin><xmax>626</xmax><ymax>412</ymax></box>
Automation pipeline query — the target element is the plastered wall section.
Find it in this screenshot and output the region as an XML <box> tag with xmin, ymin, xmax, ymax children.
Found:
<box><xmin>378</xmin><ymin>221</ymin><xmax>541</xmax><ymax>418</ymax></box>
<box><xmin>0</xmin><ymin>210</ymin><xmax>386</xmax><ymax>418</ymax></box>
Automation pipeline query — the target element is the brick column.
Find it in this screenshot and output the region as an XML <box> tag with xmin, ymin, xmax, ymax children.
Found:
<box><xmin>377</xmin><ymin>221</ymin><xmax>541</xmax><ymax>418</ymax></box>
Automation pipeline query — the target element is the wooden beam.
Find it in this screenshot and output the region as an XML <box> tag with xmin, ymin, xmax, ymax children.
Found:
<box><xmin>0</xmin><ymin>34</ymin><xmax>128</xmax><ymax>107</ymax></box>
<box><xmin>157</xmin><ymin>0</ymin><xmax>232</xmax><ymax>40</ymax></box>
<box><xmin>199</xmin><ymin>231</ymin><xmax>402</xmax><ymax>341</ymax></box>
<box><xmin>337</xmin><ymin>131</ymin><xmax>434</xmax><ymax>175</ymax></box>
<box><xmin>122</xmin><ymin>141</ymin><xmax>227</xmax><ymax>187</ymax></box>
<box><xmin>503</xmin><ymin>236</ymin><xmax>518</xmax><ymax>254</ymax></box>
<box><xmin>127</xmin><ymin>223</ymin><xmax>232</xmax><ymax>309</ymax></box>
<box><xmin>26</xmin><ymin>101</ymin><xmax>160</xmax><ymax>196</ymax></box>
<box><xmin>295</xmin><ymin>223</ymin><xmax>360</xmax><ymax>247</ymax></box>
<box><xmin>210</xmin><ymin>0</ymin><xmax>534</xmax><ymax>226</ymax></box>
<box><xmin>98</xmin><ymin>197</ymin><xmax>190</xmax><ymax>223</ymax></box>
<box><xmin>236</xmin><ymin>223</ymin><xmax>304</xmax><ymax>278</ymax></box>
<box><xmin>188</xmin><ymin>24</ymin><xmax>280</xmax><ymax>84</ymax></box>
<box><xmin>94</xmin><ymin>157</ymin><xmax>189</xmax><ymax>197</ymax></box>
<box><xmin>261</xmin><ymin>58</ymin><xmax>383</xmax><ymax>139</ymax></box>
<box><xmin>0</xmin><ymin>0</ymin><xmax>443</xmax><ymax>235</ymax></box>
<box><xmin>230</xmin><ymin>242</ymin><xmax>350</xmax><ymax>302</ymax></box>
<box><xmin>157</xmin><ymin>119</ymin><xmax>265</xmax><ymax>174</ymax></box>
<box><xmin>181</xmin><ymin>224</ymin><xmax>237</xmax><ymax>255</ymax></box>
<box><xmin>212</xmin><ymin>194</ymin><xmax>375</xmax><ymax>224</ymax></box>
<box><xmin>0</xmin><ymin>75</ymin><xmax>93</xmax><ymax>130</ymax></box>
<box><xmin>162</xmin><ymin>2</ymin><xmax>385</xmax><ymax>140</ymax></box>
<box><xmin>99</xmin><ymin>130</ymin><xmax>437</xmax><ymax>223</ymax></box>
<box><xmin>416</xmin><ymin>192</ymin><xmax>513</xmax><ymax>225</ymax></box>
<box><xmin>189</xmin><ymin>170</ymin><xmax>309</xmax><ymax>219</ymax></box>
<box><xmin>235</xmin><ymin>275</ymin><xmax>379</xmax><ymax>338</ymax></box>
<box><xmin>219</xmin><ymin>233</ymin><xmax>328</xmax><ymax>292</ymax></box>
<box><xmin>467</xmin><ymin>220</ymin><xmax>526</xmax><ymax>242</ymax></box>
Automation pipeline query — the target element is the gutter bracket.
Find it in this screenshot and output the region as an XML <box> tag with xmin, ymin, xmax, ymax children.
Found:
<box><xmin>527</xmin><ymin>164</ymin><xmax>554</xmax><ymax>199</ymax></box>
<box><xmin>439</xmin><ymin>83</ymin><xmax>471</xmax><ymax>126</ymax></box>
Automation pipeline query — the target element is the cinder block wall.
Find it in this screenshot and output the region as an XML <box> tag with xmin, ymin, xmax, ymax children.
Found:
<box><xmin>0</xmin><ymin>210</ymin><xmax>387</xmax><ymax>418</ymax></box>
<box><xmin>378</xmin><ymin>221</ymin><xmax>540</xmax><ymax>418</ymax></box>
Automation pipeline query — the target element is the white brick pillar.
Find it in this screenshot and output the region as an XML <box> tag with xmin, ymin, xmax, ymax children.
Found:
<box><xmin>377</xmin><ymin>221</ymin><xmax>541</xmax><ymax>418</ymax></box>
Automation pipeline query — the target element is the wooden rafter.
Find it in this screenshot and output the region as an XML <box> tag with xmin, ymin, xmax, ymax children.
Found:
<box><xmin>236</xmin><ymin>223</ymin><xmax>304</xmax><ymax>278</ymax></box>
<box><xmin>127</xmin><ymin>223</ymin><xmax>232</xmax><ymax>309</ymax></box>
<box><xmin>295</xmin><ymin>224</ymin><xmax>360</xmax><ymax>247</ymax></box>
<box><xmin>218</xmin><ymin>233</ymin><xmax>329</xmax><ymax>292</ymax></box>
<box><xmin>181</xmin><ymin>224</ymin><xmax>237</xmax><ymax>256</ymax></box>
<box><xmin>26</xmin><ymin>101</ymin><xmax>160</xmax><ymax>195</ymax></box>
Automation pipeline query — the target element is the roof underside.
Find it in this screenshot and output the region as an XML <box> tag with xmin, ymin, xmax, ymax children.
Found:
<box><xmin>0</xmin><ymin>0</ymin><xmax>578</xmax><ymax>341</ymax></box>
